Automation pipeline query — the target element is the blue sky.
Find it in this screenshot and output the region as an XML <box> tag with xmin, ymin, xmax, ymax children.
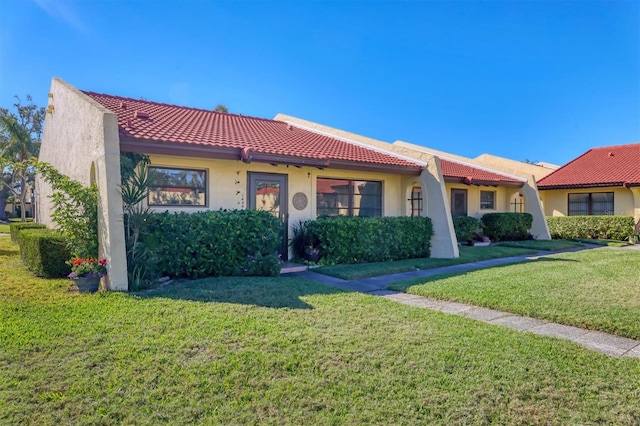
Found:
<box><xmin>1</xmin><ymin>0</ymin><xmax>638</xmax><ymax>165</ymax></box>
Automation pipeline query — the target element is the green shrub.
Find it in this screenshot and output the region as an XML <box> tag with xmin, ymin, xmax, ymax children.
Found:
<box><xmin>305</xmin><ymin>216</ymin><xmax>433</xmax><ymax>264</ymax></box>
<box><xmin>145</xmin><ymin>209</ymin><xmax>282</xmax><ymax>279</ymax></box>
<box><xmin>547</xmin><ymin>216</ymin><xmax>634</xmax><ymax>241</ymax></box>
<box><xmin>18</xmin><ymin>229</ymin><xmax>71</xmax><ymax>278</ymax></box>
<box><xmin>10</xmin><ymin>222</ymin><xmax>46</xmax><ymax>243</ymax></box>
<box><xmin>452</xmin><ymin>216</ymin><xmax>480</xmax><ymax>242</ymax></box>
<box><xmin>481</xmin><ymin>213</ymin><xmax>533</xmax><ymax>242</ymax></box>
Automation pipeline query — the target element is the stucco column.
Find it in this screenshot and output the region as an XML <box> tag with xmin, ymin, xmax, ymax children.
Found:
<box><xmin>97</xmin><ymin>113</ymin><xmax>128</xmax><ymax>291</ymax></box>
<box><xmin>522</xmin><ymin>176</ymin><xmax>551</xmax><ymax>240</ymax></box>
<box><xmin>630</xmin><ymin>187</ymin><xmax>640</xmax><ymax>224</ymax></box>
<box><xmin>419</xmin><ymin>157</ymin><xmax>459</xmax><ymax>258</ymax></box>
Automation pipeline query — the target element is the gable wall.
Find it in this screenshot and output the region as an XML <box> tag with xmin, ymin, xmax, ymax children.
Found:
<box><xmin>36</xmin><ymin>78</ymin><xmax>127</xmax><ymax>290</ymax></box>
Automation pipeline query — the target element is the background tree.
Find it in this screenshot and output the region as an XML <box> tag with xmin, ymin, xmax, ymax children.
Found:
<box><xmin>0</xmin><ymin>95</ymin><xmax>45</xmax><ymax>222</ymax></box>
<box><xmin>213</xmin><ymin>104</ymin><xmax>229</xmax><ymax>113</ymax></box>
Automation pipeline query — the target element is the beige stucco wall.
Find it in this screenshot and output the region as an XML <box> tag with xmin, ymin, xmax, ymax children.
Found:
<box><xmin>146</xmin><ymin>154</ymin><xmax>427</xmax><ymax>256</ymax></box>
<box><xmin>36</xmin><ymin>78</ymin><xmax>127</xmax><ymax>291</ymax></box>
<box><xmin>455</xmin><ymin>154</ymin><xmax>551</xmax><ymax>239</ymax></box>
<box><xmin>272</xmin><ymin>114</ymin><xmax>459</xmax><ymax>258</ymax></box>
<box><xmin>473</xmin><ymin>154</ymin><xmax>556</xmax><ymax>181</ymax></box>
<box><xmin>444</xmin><ymin>184</ymin><xmax>512</xmax><ymax>218</ymax></box>
<box><xmin>540</xmin><ymin>187</ymin><xmax>639</xmax><ymax>221</ymax></box>
<box><xmin>419</xmin><ymin>158</ymin><xmax>459</xmax><ymax>258</ymax></box>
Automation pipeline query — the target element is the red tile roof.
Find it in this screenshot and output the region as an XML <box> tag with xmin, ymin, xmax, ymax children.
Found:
<box><xmin>537</xmin><ymin>143</ymin><xmax>640</xmax><ymax>189</ymax></box>
<box><xmin>82</xmin><ymin>91</ymin><xmax>423</xmax><ymax>174</ymax></box>
<box><xmin>440</xmin><ymin>159</ymin><xmax>524</xmax><ymax>186</ymax></box>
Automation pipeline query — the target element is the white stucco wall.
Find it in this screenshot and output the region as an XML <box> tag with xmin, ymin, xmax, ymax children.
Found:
<box><xmin>37</xmin><ymin>78</ymin><xmax>127</xmax><ymax>291</ymax></box>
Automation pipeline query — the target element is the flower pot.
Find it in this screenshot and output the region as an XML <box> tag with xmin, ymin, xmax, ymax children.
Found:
<box><xmin>306</xmin><ymin>252</ymin><xmax>320</xmax><ymax>263</ymax></box>
<box><xmin>74</xmin><ymin>276</ymin><xmax>100</xmax><ymax>293</ymax></box>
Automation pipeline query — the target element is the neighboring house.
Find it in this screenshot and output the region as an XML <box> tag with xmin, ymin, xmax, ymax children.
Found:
<box><xmin>537</xmin><ymin>143</ymin><xmax>640</xmax><ymax>223</ymax></box>
<box><xmin>37</xmin><ymin>78</ymin><xmax>460</xmax><ymax>291</ymax></box>
<box><xmin>274</xmin><ymin>114</ymin><xmax>552</xmax><ymax>240</ymax></box>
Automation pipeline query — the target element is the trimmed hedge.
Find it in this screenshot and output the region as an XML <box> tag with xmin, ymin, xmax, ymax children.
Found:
<box><xmin>452</xmin><ymin>216</ymin><xmax>480</xmax><ymax>242</ymax></box>
<box><xmin>547</xmin><ymin>215</ymin><xmax>634</xmax><ymax>241</ymax></box>
<box><xmin>17</xmin><ymin>229</ymin><xmax>71</xmax><ymax>278</ymax></box>
<box><xmin>145</xmin><ymin>210</ymin><xmax>283</xmax><ymax>279</ymax></box>
<box><xmin>305</xmin><ymin>216</ymin><xmax>433</xmax><ymax>264</ymax></box>
<box><xmin>481</xmin><ymin>213</ymin><xmax>533</xmax><ymax>242</ymax></box>
<box><xmin>10</xmin><ymin>222</ymin><xmax>46</xmax><ymax>243</ymax></box>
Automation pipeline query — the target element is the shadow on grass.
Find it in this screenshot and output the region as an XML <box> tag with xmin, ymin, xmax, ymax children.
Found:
<box><xmin>136</xmin><ymin>275</ymin><xmax>346</xmax><ymax>309</ymax></box>
<box><xmin>526</xmin><ymin>257</ymin><xmax>579</xmax><ymax>263</ymax></box>
<box><xmin>0</xmin><ymin>248</ymin><xmax>19</xmax><ymax>257</ymax></box>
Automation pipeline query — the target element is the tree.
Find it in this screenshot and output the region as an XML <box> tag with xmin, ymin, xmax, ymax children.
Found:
<box><xmin>213</xmin><ymin>104</ymin><xmax>229</xmax><ymax>113</ymax></box>
<box><xmin>0</xmin><ymin>95</ymin><xmax>45</xmax><ymax>222</ymax></box>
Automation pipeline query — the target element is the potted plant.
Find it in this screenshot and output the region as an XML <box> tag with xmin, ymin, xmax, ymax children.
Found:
<box><xmin>67</xmin><ymin>258</ymin><xmax>107</xmax><ymax>293</ymax></box>
<box><xmin>305</xmin><ymin>246</ymin><xmax>320</xmax><ymax>263</ymax></box>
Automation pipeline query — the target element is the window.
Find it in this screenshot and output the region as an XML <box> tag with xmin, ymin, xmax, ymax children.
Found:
<box><xmin>480</xmin><ymin>191</ymin><xmax>496</xmax><ymax>210</ymax></box>
<box><xmin>317</xmin><ymin>178</ymin><xmax>382</xmax><ymax>217</ymax></box>
<box><xmin>568</xmin><ymin>192</ymin><xmax>613</xmax><ymax>216</ymax></box>
<box><xmin>410</xmin><ymin>186</ymin><xmax>422</xmax><ymax>217</ymax></box>
<box><xmin>148</xmin><ymin>167</ymin><xmax>206</xmax><ymax>206</ymax></box>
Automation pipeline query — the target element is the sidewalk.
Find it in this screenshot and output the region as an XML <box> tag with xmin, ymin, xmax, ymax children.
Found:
<box><xmin>292</xmin><ymin>245</ymin><xmax>640</xmax><ymax>358</ymax></box>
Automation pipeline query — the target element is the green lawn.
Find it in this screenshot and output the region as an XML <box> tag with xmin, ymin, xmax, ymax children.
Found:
<box><xmin>389</xmin><ymin>248</ymin><xmax>640</xmax><ymax>340</ymax></box>
<box><xmin>2</xmin><ymin>237</ymin><xmax>640</xmax><ymax>424</ymax></box>
<box><xmin>314</xmin><ymin>245</ymin><xmax>541</xmax><ymax>280</ymax></box>
<box><xmin>0</xmin><ymin>224</ymin><xmax>9</xmax><ymax>233</ymax></box>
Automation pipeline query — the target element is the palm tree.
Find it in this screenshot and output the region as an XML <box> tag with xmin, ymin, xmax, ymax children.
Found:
<box><xmin>0</xmin><ymin>116</ymin><xmax>37</xmax><ymax>221</ymax></box>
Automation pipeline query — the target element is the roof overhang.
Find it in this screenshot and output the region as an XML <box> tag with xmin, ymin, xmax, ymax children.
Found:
<box><xmin>120</xmin><ymin>138</ymin><xmax>423</xmax><ymax>176</ymax></box>
<box><xmin>444</xmin><ymin>176</ymin><xmax>524</xmax><ymax>188</ymax></box>
<box><xmin>537</xmin><ymin>182</ymin><xmax>634</xmax><ymax>190</ymax></box>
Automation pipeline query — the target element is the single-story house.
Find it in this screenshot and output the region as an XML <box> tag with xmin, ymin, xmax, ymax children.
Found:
<box><xmin>37</xmin><ymin>78</ymin><xmax>465</xmax><ymax>290</ymax></box>
<box><xmin>537</xmin><ymin>142</ymin><xmax>640</xmax><ymax>223</ymax></box>
<box><xmin>274</xmin><ymin>114</ymin><xmax>552</xmax><ymax>240</ymax></box>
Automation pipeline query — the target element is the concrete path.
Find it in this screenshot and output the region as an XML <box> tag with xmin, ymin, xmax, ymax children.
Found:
<box><xmin>292</xmin><ymin>245</ymin><xmax>640</xmax><ymax>358</ymax></box>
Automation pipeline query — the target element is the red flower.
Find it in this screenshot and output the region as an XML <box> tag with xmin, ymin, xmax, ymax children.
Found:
<box><xmin>99</xmin><ymin>259</ymin><xmax>107</xmax><ymax>266</ymax></box>
<box><xmin>73</xmin><ymin>258</ymin><xmax>84</xmax><ymax>266</ymax></box>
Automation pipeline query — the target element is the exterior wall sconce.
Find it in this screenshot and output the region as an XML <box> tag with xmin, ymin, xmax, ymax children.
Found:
<box><xmin>46</xmin><ymin>104</ymin><xmax>55</xmax><ymax>114</ymax></box>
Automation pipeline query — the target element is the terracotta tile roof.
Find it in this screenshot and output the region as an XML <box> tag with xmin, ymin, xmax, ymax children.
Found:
<box><xmin>537</xmin><ymin>143</ymin><xmax>640</xmax><ymax>189</ymax></box>
<box><xmin>440</xmin><ymin>159</ymin><xmax>525</xmax><ymax>186</ymax></box>
<box><xmin>82</xmin><ymin>91</ymin><xmax>423</xmax><ymax>173</ymax></box>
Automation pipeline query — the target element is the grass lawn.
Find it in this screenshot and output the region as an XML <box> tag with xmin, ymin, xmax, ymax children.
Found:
<box><xmin>314</xmin><ymin>245</ymin><xmax>541</xmax><ymax>280</ymax></box>
<box><xmin>0</xmin><ymin>224</ymin><xmax>9</xmax><ymax>233</ymax></box>
<box><xmin>389</xmin><ymin>248</ymin><xmax>640</xmax><ymax>340</ymax></box>
<box><xmin>2</xmin><ymin>237</ymin><xmax>640</xmax><ymax>424</ymax></box>
<box><xmin>570</xmin><ymin>238</ymin><xmax>632</xmax><ymax>247</ymax></box>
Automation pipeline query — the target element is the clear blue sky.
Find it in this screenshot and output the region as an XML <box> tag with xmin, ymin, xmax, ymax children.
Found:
<box><xmin>1</xmin><ymin>0</ymin><xmax>638</xmax><ymax>165</ymax></box>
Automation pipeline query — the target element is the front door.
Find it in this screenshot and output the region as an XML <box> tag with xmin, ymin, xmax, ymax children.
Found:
<box><xmin>248</xmin><ymin>172</ymin><xmax>288</xmax><ymax>260</ymax></box>
<box><xmin>451</xmin><ymin>189</ymin><xmax>468</xmax><ymax>216</ymax></box>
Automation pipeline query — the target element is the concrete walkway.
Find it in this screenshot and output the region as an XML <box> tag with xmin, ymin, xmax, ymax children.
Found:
<box><xmin>292</xmin><ymin>245</ymin><xmax>640</xmax><ymax>358</ymax></box>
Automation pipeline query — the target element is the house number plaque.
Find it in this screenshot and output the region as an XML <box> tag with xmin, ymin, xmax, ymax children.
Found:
<box><xmin>292</xmin><ymin>192</ymin><xmax>308</xmax><ymax>211</ymax></box>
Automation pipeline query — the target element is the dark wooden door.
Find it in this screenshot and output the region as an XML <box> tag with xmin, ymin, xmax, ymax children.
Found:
<box><xmin>248</xmin><ymin>173</ymin><xmax>288</xmax><ymax>260</ymax></box>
